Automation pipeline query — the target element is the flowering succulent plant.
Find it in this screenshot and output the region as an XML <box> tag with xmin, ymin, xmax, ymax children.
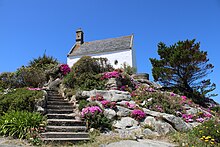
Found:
<box><xmin>81</xmin><ymin>106</ymin><xmax>102</xmax><ymax>117</ymax></box>
<box><xmin>59</xmin><ymin>64</ymin><xmax>70</xmax><ymax>75</ymax></box>
<box><xmin>131</xmin><ymin>109</ymin><xmax>146</xmax><ymax>120</ymax></box>
<box><xmin>101</xmin><ymin>71</ymin><xmax>120</xmax><ymax>79</ymax></box>
<box><xmin>90</xmin><ymin>94</ymin><xmax>104</xmax><ymax>101</ymax></box>
<box><xmin>101</xmin><ymin>100</ymin><xmax>116</xmax><ymax>108</ymax></box>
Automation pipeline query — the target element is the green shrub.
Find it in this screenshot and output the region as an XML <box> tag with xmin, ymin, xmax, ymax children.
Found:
<box><xmin>0</xmin><ymin>88</ymin><xmax>43</xmax><ymax>115</ymax></box>
<box><xmin>17</xmin><ymin>66</ymin><xmax>47</xmax><ymax>87</ymax></box>
<box><xmin>192</xmin><ymin>119</ymin><xmax>220</xmax><ymax>144</ymax></box>
<box><xmin>170</xmin><ymin>119</ymin><xmax>220</xmax><ymax>146</ymax></box>
<box><xmin>0</xmin><ymin>111</ymin><xmax>45</xmax><ymax>139</ymax></box>
<box><xmin>72</xmin><ymin>56</ymin><xmax>113</xmax><ymax>76</ymax></box>
<box><xmin>63</xmin><ymin>56</ymin><xmax>113</xmax><ymax>90</ymax></box>
<box><xmin>78</xmin><ymin>100</ymin><xmax>89</xmax><ymax>111</ymax></box>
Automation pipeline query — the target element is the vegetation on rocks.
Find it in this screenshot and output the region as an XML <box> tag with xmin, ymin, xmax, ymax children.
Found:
<box><xmin>150</xmin><ymin>39</ymin><xmax>216</xmax><ymax>106</ymax></box>
<box><xmin>0</xmin><ymin>88</ymin><xmax>43</xmax><ymax>115</ymax></box>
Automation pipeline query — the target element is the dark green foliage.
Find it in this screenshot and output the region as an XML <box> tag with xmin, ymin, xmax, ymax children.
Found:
<box><xmin>0</xmin><ymin>111</ymin><xmax>45</xmax><ymax>139</ymax></box>
<box><xmin>144</xmin><ymin>92</ymin><xmax>182</xmax><ymax>115</ymax></box>
<box><xmin>0</xmin><ymin>88</ymin><xmax>43</xmax><ymax>115</ymax></box>
<box><xmin>150</xmin><ymin>39</ymin><xmax>216</xmax><ymax>104</ymax></box>
<box><xmin>72</xmin><ymin>56</ymin><xmax>113</xmax><ymax>76</ymax></box>
<box><xmin>63</xmin><ymin>56</ymin><xmax>113</xmax><ymax>90</ymax></box>
<box><xmin>85</xmin><ymin>113</ymin><xmax>112</xmax><ymax>131</ymax></box>
<box><xmin>16</xmin><ymin>66</ymin><xmax>47</xmax><ymax>87</ymax></box>
<box><xmin>120</xmin><ymin>63</ymin><xmax>136</xmax><ymax>75</ymax></box>
<box><xmin>193</xmin><ymin>119</ymin><xmax>220</xmax><ymax>144</ymax></box>
<box><xmin>28</xmin><ymin>53</ymin><xmax>58</xmax><ymax>70</ymax></box>
<box><xmin>78</xmin><ymin>100</ymin><xmax>89</xmax><ymax>111</ymax></box>
<box><xmin>74</xmin><ymin>73</ymin><xmax>106</xmax><ymax>90</ymax></box>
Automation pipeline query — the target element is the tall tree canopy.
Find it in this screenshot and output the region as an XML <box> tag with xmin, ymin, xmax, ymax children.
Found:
<box><xmin>150</xmin><ymin>39</ymin><xmax>216</xmax><ymax>103</ymax></box>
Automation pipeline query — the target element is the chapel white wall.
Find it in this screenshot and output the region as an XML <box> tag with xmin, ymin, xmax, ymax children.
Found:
<box><xmin>67</xmin><ymin>49</ymin><xmax>134</xmax><ymax>69</ymax></box>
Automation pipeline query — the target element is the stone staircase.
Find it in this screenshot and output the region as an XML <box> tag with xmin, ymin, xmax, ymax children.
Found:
<box><xmin>41</xmin><ymin>90</ymin><xmax>89</xmax><ymax>142</ymax></box>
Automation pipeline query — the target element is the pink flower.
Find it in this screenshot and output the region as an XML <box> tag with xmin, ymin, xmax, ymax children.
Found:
<box><xmin>59</xmin><ymin>64</ymin><xmax>70</xmax><ymax>75</ymax></box>
<box><xmin>101</xmin><ymin>100</ymin><xmax>116</xmax><ymax>108</ymax></box>
<box><xmin>81</xmin><ymin>106</ymin><xmax>102</xmax><ymax>117</ymax></box>
<box><xmin>181</xmin><ymin>96</ymin><xmax>187</xmax><ymax>101</ymax></box>
<box><xmin>125</xmin><ymin>102</ymin><xmax>136</xmax><ymax>109</ymax></box>
<box><xmin>203</xmin><ymin>112</ymin><xmax>212</xmax><ymax>118</ymax></box>
<box><xmin>196</xmin><ymin>117</ymin><xmax>204</xmax><ymax>123</ymax></box>
<box><xmin>131</xmin><ymin>109</ymin><xmax>146</xmax><ymax>120</ymax></box>
<box><xmin>170</xmin><ymin>93</ymin><xmax>175</xmax><ymax>96</ymax></box>
<box><xmin>102</xmin><ymin>71</ymin><xmax>120</xmax><ymax>79</ymax></box>
<box><xmin>27</xmin><ymin>87</ymin><xmax>42</xmax><ymax>91</ymax></box>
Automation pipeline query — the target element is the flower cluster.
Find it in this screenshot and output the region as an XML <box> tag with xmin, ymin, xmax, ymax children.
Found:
<box><xmin>91</xmin><ymin>94</ymin><xmax>104</xmax><ymax>101</ymax></box>
<box><xmin>27</xmin><ymin>87</ymin><xmax>43</xmax><ymax>91</ymax></box>
<box><xmin>101</xmin><ymin>71</ymin><xmax>120</xmax><ymax>79</ymax></box>
<box><xmin>81</xmin><ymin>106</ymin><xmax>102</xmax><ymax>117</ymax></box>
<box><xmin>125</xmin><ymin>102</ymin><xmax>136</xmax><ymax>109</ymax></box>
<box><xmin>182</xmin><ymin>114</ymin><xmax>194</xmax><ymax>122</ymax></box>
<box><xmin>101</xmin><ymin>100</ymin><xmax>116</xmax><ymax>108</ymax></box>
<box><xmin>59</xmin><ymin>64</ymin><xmax>71</xmax><ymax>75</ymax></box>
<box><xmin>131</xmin><ymin>109</ymin><xmax>146</xmax><ymax>120</ymax></box>
<box><xmin>200</xmin><ymin>135</ymin><xmax>215</xmax><ymax>144</ymax></box>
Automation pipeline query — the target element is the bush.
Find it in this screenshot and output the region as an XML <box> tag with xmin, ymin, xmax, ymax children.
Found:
<box><xmin>17</xmin><ymin>66</ymin><xmax>47</xmax><ymax>87</ymax></box>
<box><xmin>72</xmin><ymin>56</ymin><xmax>113</xmax><ymax>76</ymax></box>
<box><xmin>192</xmin><ymin>119</ymin><xmax>220</xmax><ymax>144</ymax></box>
<box><xmin>81</xmin><ymin>105</ymin><xmax>112</xmax><ymax>131</ymax></box>
<box><xmin>0</xmin><ymin>111</ymin><xmax>45</xmax><ymax>139</ymax></box>
<box><xmin>78</xmin><ymin>99</ymin><xmax>89</xmax><ymax>111</ymax></box>
<box><xmin>63</xmin><ymin>56</ymin><xmax>113</xmax><ymax>90</ymax></box>
<box><xmin>170</xmin><ymin>119</ymin><xmax>220</xmax><ymax>146</ymax></box>
<box><xmin>0</xmin><ymin>88</ymin><xmax>43</xmax><ymax>115</ymax></box>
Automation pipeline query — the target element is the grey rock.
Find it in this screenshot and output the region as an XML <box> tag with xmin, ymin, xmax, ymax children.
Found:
<box><xmin>142</xmin><ymin>116</ymin><xmax>175</xmax><ymax>135</ymax></box>
<box><xmin>105</xmin><ymin>78</ymin><xmax>122</xmax><ymax>90</ymax></box>
<box><xmin>162</xmin><ymin>114</ymin><xmax>191</xmax><ymax>132</ymax></box>
<box><xmin>154</xmin><ymin>120</ymin><xmax>176</xmax><ymax>135</ymax></box>
<box><xmin>81</xmin><ymin>90</ymin><xmax>131</xmax><ymax>102</ymax></box>
<box><xmin>48</xmin><ymin>78</ymin><xmax>62</xmax><ymax>90</ymax></box>
<box><xmin>104</xmin><ymin>108</ymin><xmax>116</xmax><ymax>119</ymax></box>
<box><xmin>116</xmin><ymin>106</ymin><xmax>131</xmax><ymax>117</ymax></box>
<box><xmin>186</xmin><ymin>107</ymin><xmax>200</xmax><ymax>115</ymax></box>
<box><xmin>143</xmin><ymin>109</ymin><xmax>190</xmax><ymax>132</ymax></box>
<box><xmin>143</xmin><ymin>128</ymin><xmax>159</xmax><ymax>136</ymax></box>
<box><xmin>113</xmin><ymin>117</ymin><xmax>138</xmax><ymax>129</ymax></box>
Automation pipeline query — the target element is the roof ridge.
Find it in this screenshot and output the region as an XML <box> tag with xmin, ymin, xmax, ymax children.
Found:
<box><xmin>84</xmin><ymin>34</ymin><xmax>132</xmax><ymax>44</ymax></box>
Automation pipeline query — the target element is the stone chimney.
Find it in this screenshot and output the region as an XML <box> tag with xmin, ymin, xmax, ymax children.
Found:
<box><xmin>76</xmin><ymin>28</ymin><xmax>84</xmax><ymax>45</ymax></box>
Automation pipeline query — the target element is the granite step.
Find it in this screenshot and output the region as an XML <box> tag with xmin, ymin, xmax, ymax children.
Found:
<box><xmin>47</xmin><ymin>114</ymin><xmax>75</xmax><ymax>119</ymax></box>
<box><xmin>47</xmin><ymin>109</ymin><xmax>73</xmax><ymax>114</ymax></box>
<box><xmin>47</xmin><ymin>101</ymin><xmax>70</xmax><ymax>105</ymax></box>
<box><xmin>47</xmin><ymin>119</ymin><xmax>86</xmax><ymax>126</ymax></box>
<box><xmin>41</xmin><ymin>132</ymin><xmax>89</xmax><ymax>138</ymax></box>
<box><xmin>46</xmin><ymin>126</ymin><xmax>87</xmax><ymax>132</ymax></box>
<box><xmin>47</xmin><ymin>105</ymin><xmax>73</xmax><ymax>109</ymax></box>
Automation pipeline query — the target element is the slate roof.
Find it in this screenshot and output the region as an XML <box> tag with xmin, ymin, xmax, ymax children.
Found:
<box><xmin>68</xmin><ymin>35</ymin><xmax>133</xmax><ymax>57</ymax></box>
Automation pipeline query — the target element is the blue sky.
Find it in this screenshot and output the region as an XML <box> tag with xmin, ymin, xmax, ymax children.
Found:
<box><xmin>0</xmin><ymin>0</ymin><xmax>219</xmax><ymax>103</ymax></box>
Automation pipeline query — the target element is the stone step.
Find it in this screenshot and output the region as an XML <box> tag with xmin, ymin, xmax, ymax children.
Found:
<box><xmin>48</xmin><ymin>96</ymin><xmax>64</xmax><ymax>100</ymax></box>
<box><xmin>47</xmin><ymin>119</ymin><xmax>86</xmax><ymax>126</ymax></box>
<box><xmin>46</xmin><ymin>126</ymin><xmax>87</xmax><ymax>132</ymax></box>
<box><xmin>47</xmin><ymin>105</ymin><xmax>73</xmax><ymax>109</ymax></box>
<box><xmin>47</xmin><ymin>101</ymin><xmax>70</xmax><ymax>105</ymax></box>
<box><xmin>42</xmin><ymin>137</ymin><xmax>90</xmax><ymax>141</ymax></box>
<box><xmin>47</xmin><ymin>109</ymin><xmax>73</xmax><ymax>114</ymax></box>
<box><xmin>47</xmin><ymin>99</ymin><xmax>68</xmax><ymax>103</ymax></box>
<box><xmin>41</xmin><ymin>132</ymin><xmax>89</xmax><ymax>138</ymax></box>
<box><xmin>47</xmin><ymin>114</ymin><xmax>75</xmax><ymax>119</ymax></box>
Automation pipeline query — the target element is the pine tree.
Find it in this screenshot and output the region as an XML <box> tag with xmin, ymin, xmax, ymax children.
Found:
<box><xmin>150</xmin><ymin>39</ymin><xmax>216</xmax><ymax>104</ymax></box>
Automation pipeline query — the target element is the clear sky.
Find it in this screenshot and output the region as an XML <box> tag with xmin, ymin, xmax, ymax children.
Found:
<box><xmin>0</xmin><ymin>0</ymin><xmax>219</xmax><ymax>103</ymax></box>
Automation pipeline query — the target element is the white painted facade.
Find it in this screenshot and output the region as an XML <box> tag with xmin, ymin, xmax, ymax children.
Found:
<box><xmin>67</xmin><ymin>49</ymin><xmax>136</xmax><ymax>69</ymax></box>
